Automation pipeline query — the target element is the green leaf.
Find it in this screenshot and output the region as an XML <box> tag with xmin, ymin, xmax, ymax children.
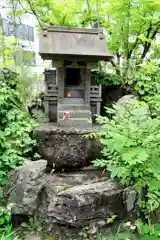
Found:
<box><xmin>122</xmin><ymin>147</ymin><xmax>148</xmax><ymax>165</ymax></box>
<box><xmin>0</xmin><ymin>218</ymin><xmax>5</xmax><ymax>225</ymax></box>
<box><xmin>117</xmin><ymin>232</ymin><xmax>136</xmax><ymax>240</ymax></box>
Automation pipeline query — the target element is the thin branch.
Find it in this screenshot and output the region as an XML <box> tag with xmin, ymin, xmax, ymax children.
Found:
<box><xmin>61</xmin><ymin>15</ymin><xmax>67</xmax><ymax>25</ymax></box>
<box><xmin>86</xmin><ymin>0</ymin><xmax>92</xmax><ymax>26</ymax></box>
<box><xmin>116</xmin><ymin>52</ymin><xmax>121</xmax><ymax>66</ymax></box>
<box><xmin>110</xmin><ymin>59</ymin><xmax>120</xmax><ymax>75</ymax></box>
<box><xmin>23</xmin><ymin>0</ymin><xmax>43</xmax><ymax>29</ymax></box>
<box><xmin>141</xmin><ymin>24</ymin><xmax>160</xmax><ymax>59</ymax></box>
<box><xmin>127</xmin><ymin>22</ymin><xmax>146</xmax><ymax>60</ymax></box>
<box><xmin>146</xmin><ymin>22</ymin><xmax>152</xmax><ymax>39</ymax></box>
<box><xmin>17</xmin><ymin>0</ymin><xmax>33</xmax><ymax>15</ymax></box>
<box><xmin>124</xmin><ymin>2</ymin><xmax>130</xmax><ymax>60</ymax></box>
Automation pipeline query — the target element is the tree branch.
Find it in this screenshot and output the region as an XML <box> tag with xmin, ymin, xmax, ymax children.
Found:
<box><xmin>86</xmin><ymin>0</ymin><xmax>92</xmax><ymax>26</ymax></box>
<box><xmin>24</xmin><ymin>0</ymin><xmax>43</xmax><ymax>29</ymax></box>
<box><xmin>110</xmin><ymin>59</ymin><xmax>120</xmax><ymax>75</ymax></box>
<box><xmin>127</xmin><ymin>22</ymin><xmax>146</xmax><ymax>60</ymax></box>
<box><xmin>141</xmin><ymin>24</ymin><xmax>160</xmax><ymax>59</ymax></box>
<box><xmin>116</xmin><ymin>52</ymin><xmax>121</xmax><ymax>66</ymax></box>
<box><xmin>17</xmin><ymin>0</ymin><xmax>33</xmax><ymax>15</ymax></box>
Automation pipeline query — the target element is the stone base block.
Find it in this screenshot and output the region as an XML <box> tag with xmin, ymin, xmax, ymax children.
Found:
<box><xmin>4</xmin><ymin>161</ymin><xmax>137</xmax><ymax>237</ymax></box>
<box><xmin>34</xmin><ymin>123</ymin><xmax>101</xmax><ymax>169</ymax></box>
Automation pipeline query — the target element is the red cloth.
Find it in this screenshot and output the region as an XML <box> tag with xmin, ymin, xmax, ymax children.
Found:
<box><xmin>63</xmin><ymin>112</ymin><xmax>70</xmax><ymax>120</ymax></box>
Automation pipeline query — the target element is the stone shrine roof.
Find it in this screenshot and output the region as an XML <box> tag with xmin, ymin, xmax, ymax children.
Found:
<box><xmin>39</xmin><ymin>26</ymin><xmax>112</xmax><ymax>61</ymax></box>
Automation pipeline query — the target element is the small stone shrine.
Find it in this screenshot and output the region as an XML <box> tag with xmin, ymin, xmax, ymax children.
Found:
<box><xmin>39</xmin><ymin>26</ymin><xmax>112</xmax><ymax>127</ymax></box>
<box><xmin>33</xmin><ymin>26</ymin><xmax>112</xmax><ymax>170</ymax></box>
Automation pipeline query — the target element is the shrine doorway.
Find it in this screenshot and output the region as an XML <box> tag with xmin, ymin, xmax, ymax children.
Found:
<box><xmin>64</xmin><ymin>68</ymin><xmax>84</xmax><ymax>103</ymax></box>
<box><xmin>65</xmin><ymin>68</ymin><xmax>80</xmax><ymax>86</ymax></box>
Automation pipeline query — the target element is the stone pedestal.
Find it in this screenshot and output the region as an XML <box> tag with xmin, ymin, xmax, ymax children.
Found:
<box><xmin>4</xmin><ymin>160</ymin><xmax>137</xmax><ymax>239</ymax></box>
<box><xmin>5</xmin><ymin>122</ymin><xmax>137</xmax><ymax>239</ymax></box>
<box><xmin>34</xmin><ymin>123</ymin><xmax>101</xmax><ymax>170</ymax></box>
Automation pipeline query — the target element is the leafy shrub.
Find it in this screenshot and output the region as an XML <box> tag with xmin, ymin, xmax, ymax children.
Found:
<box><xmin>145</xmin><ymin>94</ymin><xmax>160</xmax><ymax>119</ymax></box>
<box><xmin>0</xmin><ymin>68</ymin><xmax>36</xmax><ymax>238</ymax></box>
<box><xmin>93</xmin><ymin>70</ymin><xmax>121</xmax><ymax>86</ymax></box>
<box><xmin>0</xmin><ymin>68</ymin><xmax>18</xmax><ymax>89</ymax></box>
<box><xmin>0</xmin><ymin>204</ymin><xmax>13</xmax><ymax>239</ymax></box>
<box><xmin>93</xmin><ymin>100</ymin><xmax>160</xmax><ymax>216</ymax></box>
<box><xmin>16</xmin><ymin>69</ymin><xmax>43</xmax><ymax>109</ymax></box>
<box><xmin>0</xmin><ymin>68</ymin><xmax>36</xmax><ymax>193</ymax></box>
<box><xmin>117</xmin><ymin>219</ymin><xmax>160</xmax><ymax>240</ymax></box>
<box><xmin>132</xmin><ymin>62</ymin><xmax>160</xmax><ymax>97</ymax></box>
<box><xmin>136</xmin><ymin>219</ymin><xmax>160</xmax><ymax>239</ymax></box>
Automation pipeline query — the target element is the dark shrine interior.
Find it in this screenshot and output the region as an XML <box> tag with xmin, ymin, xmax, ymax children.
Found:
<box><xmin>65</xmin><ymin>68</ymin><xmax>81</xmax><ymax>86</ymax></box>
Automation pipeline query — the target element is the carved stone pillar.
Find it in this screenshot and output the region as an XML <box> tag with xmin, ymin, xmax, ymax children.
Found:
<box><xmin>57</xmin><ymin>67</ymin><xmax>65</xmax><ymax>104</ymax></box>
<box><xmin>85</xmin><ymin>69</ymin><xmax>91</xmax><ymax>104</ymax></box>
<box><xmin>80</xmin><ymin>68</ymin><xmax>85</xmax><ymax>86</ymax></box>
<box><xmin>43</xmin><ymin>98</ymin><xmax>49</xmax><ymax>122</ymax></box>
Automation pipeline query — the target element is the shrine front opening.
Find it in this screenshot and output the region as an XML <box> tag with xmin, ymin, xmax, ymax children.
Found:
<box><xmin>64</xmin><ymin>68</ymin><xmax>84</xmax><ymax>100</ymax></box>
<box><xmin>65</xmin><ymin>68</ymin><xmax>80</xmax><ymax>86</ymax></box>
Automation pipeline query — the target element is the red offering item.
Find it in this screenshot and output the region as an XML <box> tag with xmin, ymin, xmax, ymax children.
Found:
<box><xmin>63</xmin><ymin>112</ymin><xmax>70</xmax><ymax>120</ymax></box>
<box><xmin>67</xmin><ymin>92</ymin><xmax>72</xmax><ymax>98</ymax></box>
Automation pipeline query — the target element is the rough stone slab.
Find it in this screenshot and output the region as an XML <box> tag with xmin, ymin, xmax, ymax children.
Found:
<box><xmin>34</xmin><ymin>123</ymin><xmax>101</xmax><ymax>169</ymax></box>
<box><xmin>4</xmin><ymin>160</ymin><xmax>47</xmax><ymax>215</ymax></box>
<box><xmin>34</xmin><ymin>122</ymin><xmax>100</xmax><ymax>134</ymax></box>
<box><xmin>24</xmin><ymin>233</ymin><xmax>42</xmax><ymax>240</ymax></box>
<box><xmin>47</xmin><ymin>180</ymin><xmax>124</xmax><ymax>227</ymax></box>
<box><xmin>117</xmin><ymin>95</ymin><xmax>136</xmax><ymax>105</ymax></box>
<box><xmin>4</xmin><ymin>160</ymin><xmax>137</xmax><ymax>236</ymax></box>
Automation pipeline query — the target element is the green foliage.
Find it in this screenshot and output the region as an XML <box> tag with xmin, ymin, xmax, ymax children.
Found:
<box><xmin>0</xmin><ymin>68</ymin><xmax>36</xmax><ymax>238</ymax></box>
<box><xmin>136</xmin><ymin>219</ymin><xmax>160</xmax><ymax>239</ymax></box>
<box><xmin>0</xmin><ymin>204</ymin><xmax>13</xmax><ymax>239</ymax></box>
<box><xmin>0</xmin><ymin>68</ymin><xmax>36</xmax><ymax>191</ymax></box>
<box><xmin>130</xmin><ymin>62</ymin><xmax>160</xmax><ymax>97</ymax></box>
<box><xmin>106</xmin><ymin>215</ymin><xmax>117</xmax><ymax>224</ymax></box>
<box><xmin>146</xmin><ymin>95</ymin><xmax>160</xmax><ymax>119</ymax></box>
<box><xmin>0</xmin><ymin>32</ymin><xmax>19</xmax><ymax>68</ymax></box>
<box><xmin>97</xmin><ymin>231</ymin><xmax>103</xmax><ymax>240</ymax></box>
<box><xmin>10</xmin><ymin>0</ymin><xmax>159</xmax><ymax>98</ymax></box>
<box><xmin>93</xmin><ymin>70</ymin><xmax>121</xmax><ymax>86</ymax></box>
<box><xmin>29</xmin><ymin>92</ymin><xmax>44</xmax><ymax>108</ymax></box>
<box><xmin>16</xmin><ymin>69</ymin><xmax>43</xmax><ymax>109</ymax></box>
<box><xmin>20</xmin><ymin>216</ymin><xmax>42</xmax><ymax>233</ymax></box>
<box><xmin>117</xmin><ymin>232</ymin><xmax>137</xmax><ymax>240</ymax></box>
<box><xmin>116</xmin><ymin>219</ymin><xmax>160</xmax><ymax>240</ymax></box>
<box><xmin>0</xmin><ymin>68</ymin><xmax>18</xmax><ymax>89</ymax></box>
<box><xmin>93</xmin><ymin>100</ymin><xmax>160</xmax><ymax>215</ymax></box>
<box><xmin>19</xmin><ymin>0</ymin><xmax>160</xmax><ymax>80</ymax></box>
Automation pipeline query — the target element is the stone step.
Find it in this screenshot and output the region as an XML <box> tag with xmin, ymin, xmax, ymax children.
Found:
<box><xmin>61</xmin><ymin>98</ymin><xmax>84</xmax><ymax>104</ymax></box>
<box><xmin>58</xmin><ymin>118</ymin><xmax>92</xmax><ymax>127</ymax></box>
<box><xmin>58</xmin><ymin>110</ymin><xmax>92</xmax><ymax>119</ymax></box>
<box><xmin>58</xmin><ymin>104</ymin><xmax>90</xmax><ymax>111</ymax></box>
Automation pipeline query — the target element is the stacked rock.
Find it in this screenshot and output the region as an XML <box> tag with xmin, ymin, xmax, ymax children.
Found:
<box><xmin>34</xmin><ymin>123</ymin><xmax>101</xmax><ymax>172</ymax></box>
<box><xmin>4</xmin><ymin>112</ymin><xmax>137</xmax><ymax>239</ymax></box>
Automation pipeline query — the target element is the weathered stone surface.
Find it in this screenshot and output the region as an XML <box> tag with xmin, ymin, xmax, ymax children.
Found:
<box><xmin>34</xmin><ymin>123</ymin><xmax>101</xmax><ymax>169</ymax></box>
<box><xmin>101</xmin><ymin>86</ymin><xmax>125</xmax><ymax>113</ymax></box>
<box><xmin>4</xmin><ymin>161</ymin><xmax>137</xmax><ymax>237</ymax></box>
<box><xmin>29</xmin><ymin>106</ymin><xmax>45</xmax><ymax>123</ymax></box>
<box><xmin>123</xmin><ymin>187</ymin><xmax>138</xmax><ymax>219</ymax></box>
<box><xmin>117</xmin><ymin>95</ymin><xmax>151</xmax><ymax>120</ymax></box>
<box><xmin>24</xmin><ymin>233</ymin><xmax>42</xmax><ymax>240</ymax></box>
<box><xmin>117</xmin><ymin>95</ymin><xmax>137</xmax><ymax>105</ymax></box>
<box><xmin>4</xmin><ymin>160</ymin><xmax>46</xmax><ymax>215</ymax></box>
